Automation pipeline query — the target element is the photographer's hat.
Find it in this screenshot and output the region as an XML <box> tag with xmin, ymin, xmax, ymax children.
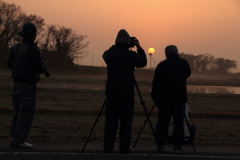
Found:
<box><xmin>115</xmin><ymin>29</ymin><xmax>131</xmax><ymax>45</ymax></box>
<box><xmin>18</xmin><ymin>23</ymin><xmax>37</xmax><ymax>38</ymax></box>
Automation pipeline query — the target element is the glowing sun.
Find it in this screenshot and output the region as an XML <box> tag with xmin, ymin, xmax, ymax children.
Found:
<box><xmin>148</xmin><ymin>48</ymin><xmax>155</xmax><ymax>54</ymax></box>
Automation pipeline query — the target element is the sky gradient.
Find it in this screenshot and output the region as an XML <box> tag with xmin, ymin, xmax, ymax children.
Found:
<box><xmin>5</xmin><ymin>0</ymin><xmax>240</xmax><ymax>72</ymax></box>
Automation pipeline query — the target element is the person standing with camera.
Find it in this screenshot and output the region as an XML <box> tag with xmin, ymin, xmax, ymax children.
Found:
<box><xmin>151</xmin><ymin>45</ymin><xmax>191</xmax><ymax>153</ymax></box>
<box><xmin>102</xmin><ymin>29</ymin><xmax>147</xmax><ymax>154</ymax></box>
<box><xmin>7</xmin><ymin>23</ymin><xmax>47</xmax><ymax>148</ymax></box>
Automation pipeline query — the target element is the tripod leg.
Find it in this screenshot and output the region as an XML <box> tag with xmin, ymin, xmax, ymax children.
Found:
<box><xmin>184</xmin><ymin>114</ymin><xmax>196</xmax><ymax>153</ymax></box>
<box><xmin>82</xmin><ymin>100</ymin><xmax>107</xmax><ymax>152</ymax></box>
<box><xmin>133</xmin><ymin>104</ymin><xmax>155</xmax><ymax>147</ymax></box>
<box><xmin>133</xmin><ymin>77</ymin><xmax>161</xmax><ymax>151</ymax></box>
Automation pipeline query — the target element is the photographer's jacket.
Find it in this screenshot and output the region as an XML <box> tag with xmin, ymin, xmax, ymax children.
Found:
<box><xmin>7</xmin><ymin>38</ymin><xmax>45</xmax><ymax>83</ymax></box>
<box><xmin>151</xmin><ymin>57</ymin><xmax>191</xmax><ymax>104</ymax></box>
<box><xmin>103</xmin><ymin>44</ymin><xmax>147</xmax><ymax>97</ymax></box>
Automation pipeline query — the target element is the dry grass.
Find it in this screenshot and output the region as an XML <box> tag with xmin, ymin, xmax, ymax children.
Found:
<box><xmin>1</xmin><ymin>85</ymin><xmax>240</xmax><ymax>146</ymax></box>
<box><xmin>1</xmin><ymin>112</ymin><xmax>240</xmax><ymax>146</ymax></box>
<box><xmin>1</xmin><ymin>70</ymin><xmax>240</xmax><ymax>146</ymax></box>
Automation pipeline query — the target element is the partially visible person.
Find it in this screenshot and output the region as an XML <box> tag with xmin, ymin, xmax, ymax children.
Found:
<box><xmin>167</xmin><ymin>103</ymin><xmax>196</xmax><ymax>144</ymax></box>
<box><xmin>103</xmin><ymin>29</ymin><xmax>147</xmax><ymax>154</ymax></box>
<box><xmin>151</xmin><ymin>45</ymin><xmax>191</xmax><ymax>153</ymax></box>
<box><xmin>7</xmin><ymin>23</ymin><xmax>46</xmax><ymax>148</ymax></box>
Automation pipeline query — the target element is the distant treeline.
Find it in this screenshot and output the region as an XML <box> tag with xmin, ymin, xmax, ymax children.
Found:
<box><xmin>0</xmin><ymin>0</ymin><xmax>237</xmax><ymax>74</ymax></box>
<box><xmin>180</xmin><ymin>53</ymin><xmax>237</xmax><ymax>74</ymax></box>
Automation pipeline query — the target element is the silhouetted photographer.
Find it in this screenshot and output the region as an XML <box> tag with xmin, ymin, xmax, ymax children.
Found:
<box><xmin>7</xmin><ymin>23</ymin><xmax>48</xmax><ymax>148</ymax></box>
<box><xmin>102</xmin><ymin>29</ymin><xmax>147</xmax><ymax>154</ymax></box>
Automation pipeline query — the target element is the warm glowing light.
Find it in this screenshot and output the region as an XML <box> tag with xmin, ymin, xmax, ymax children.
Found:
<box><xmin>148</xmin><ymin>48</ymin><xmax>155</xmax><ymax>54</ymax></box>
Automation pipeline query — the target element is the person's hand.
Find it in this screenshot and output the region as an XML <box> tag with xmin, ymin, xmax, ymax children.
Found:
<box><xmin>132</xmin><ymin>38</ymin><xmax>141</xmax><ymax>49</ymax></box>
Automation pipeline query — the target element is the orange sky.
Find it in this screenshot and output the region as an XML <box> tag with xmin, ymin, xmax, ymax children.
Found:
<box><xmin>5</xmin><ymin>0</ymin><xmax>240</xmax><ymax>72</ymax></box>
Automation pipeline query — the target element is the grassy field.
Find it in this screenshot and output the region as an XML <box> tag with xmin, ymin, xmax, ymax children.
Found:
<box><xmin>1</xmin><ymin>69</ymin><xmax>240</xmax><ymax>146</ymax></box>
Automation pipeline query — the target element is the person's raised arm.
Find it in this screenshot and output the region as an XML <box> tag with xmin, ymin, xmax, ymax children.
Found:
<box><xmin>131</xmin><ymin>38</ymin><xmax>147</xmax><ymax>68</ymax></box>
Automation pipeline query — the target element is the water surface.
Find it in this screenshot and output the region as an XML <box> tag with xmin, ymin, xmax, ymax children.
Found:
<box><xmin>187</xmin><ymin>85</ymin><xmax>240</xmax><ymax>94</ymax></box>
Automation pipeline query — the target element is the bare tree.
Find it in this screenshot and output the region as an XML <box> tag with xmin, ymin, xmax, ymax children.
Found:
<box><xmin>41</xmin><ymin>25</ymin><xmax>89</xmax><ymax>69</ymax></box>
<box><xmin>0</xmin><ymin>0</ymin><xmax>24</xmax><ymax>69</ymax></box>
<box><xmin>0</xmin><ymin>0</ymin><xmax>45</xmax><ymax>69</ymax></box>
<box><xmin>0</xmin><ymin>0</ymin><xmax>89</xmax><ymax>71</ymax></box>
<box><xmin>9</xmin><ymin>14</ymin><xmax>45</xmax><ymax>47</ymax></box>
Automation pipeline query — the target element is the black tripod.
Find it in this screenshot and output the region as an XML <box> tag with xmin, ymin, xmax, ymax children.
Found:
<box><xmin>81</xmin><ymin>99</ymin><xmax>106</xmax><ymax>152</ymax></box>
<box><xmin>133</xmin><ymin>104</ymin><xmax>155</xmax><ymax>148</ymax></box>
<box><xmin>82</xmin><ymin>77</ymin><xmax>159</xmax><ymax>152</ymax></box>
<box><xmin>133</xmin><ymin>104</ymin><xmax>196</xmax><ymax>153</ymax></box>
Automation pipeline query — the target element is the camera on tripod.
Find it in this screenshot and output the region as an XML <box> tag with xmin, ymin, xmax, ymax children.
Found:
<box><xmin>42</xmin><ymin>57</ymin><xmax>51</xmax><ymax>77</ymax></box>
<box><xmin>130</xmin><ymin>37</ymin><xmax>137</xmax><ymax>48</ymax></box>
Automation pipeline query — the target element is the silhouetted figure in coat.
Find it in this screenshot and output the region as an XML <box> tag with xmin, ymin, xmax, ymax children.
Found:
<box><xmin>102</xmin><ymin>29</ymin><xmax>147</xmax><ymax>153</ymax></box>
<box><xmin>151</xmin><ymin>45</ymin><xmax>191</xmax><ymax>153</ymax></box>
<box><xmin>7</xmin><ymin>23</ymin><xmax>46</xmax><ymax>148</ymax></box>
